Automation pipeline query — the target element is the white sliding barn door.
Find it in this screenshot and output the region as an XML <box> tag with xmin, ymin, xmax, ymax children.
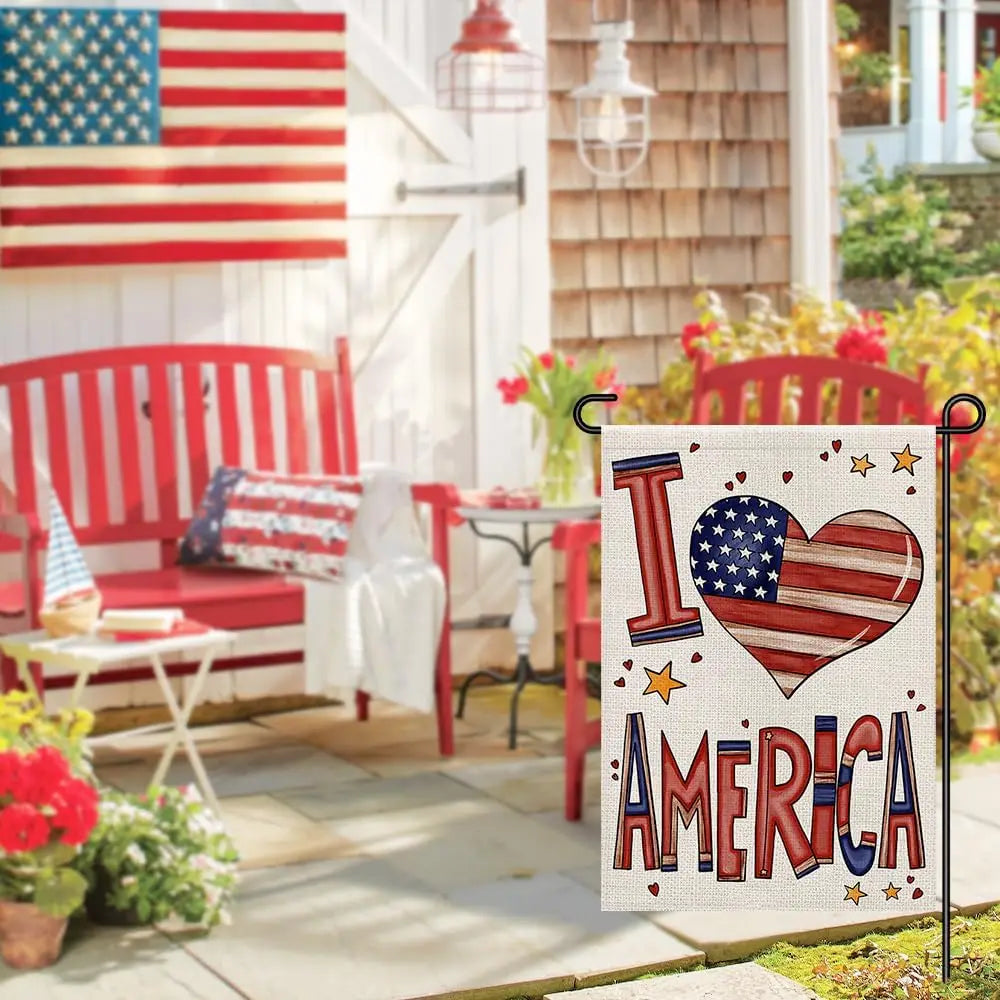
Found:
<box><xmin>343</xmin><ymin>0</ymin><xmax>554</xmax><ymax>674</ymax></box>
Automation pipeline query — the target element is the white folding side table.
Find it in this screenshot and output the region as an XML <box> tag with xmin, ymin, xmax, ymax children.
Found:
<box><xmin>0</xmin><ymin>627</ymin><xmax>235</xmax><ymax>814</ymax></box>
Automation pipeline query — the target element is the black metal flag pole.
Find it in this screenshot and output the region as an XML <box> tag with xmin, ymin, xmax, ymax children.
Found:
<box><xmin>936</xmin><ymin>393</ymin><xmax>986</xmax><ymax>981</ymax></box>
<box><xmin>572</xmin><ymin>390</ymin><xmax>988</xmax><ymax>984</ymax></box>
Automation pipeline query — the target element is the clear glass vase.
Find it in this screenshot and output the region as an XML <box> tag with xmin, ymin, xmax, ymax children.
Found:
<box><xmin>538</xmin><ymin>418</ymin><xmax>596</xmax><ymax>507</ymax></box>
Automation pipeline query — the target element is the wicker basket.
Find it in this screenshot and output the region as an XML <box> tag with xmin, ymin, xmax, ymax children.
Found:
<box><xmin>39</xmin><ymin>591</ymin><xmax>102</xmax><ymax>638</ymax></box>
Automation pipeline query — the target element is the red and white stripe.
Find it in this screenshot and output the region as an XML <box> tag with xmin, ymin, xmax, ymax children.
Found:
<box><xmin>0</xmin><ymin>10</ymin><xmax>346</xmax><ymax>268</ymax></box>
<box><xmin>705</xmin><ymin>511</ymin><xmax>923</xmax><ymax>698</ymax></box>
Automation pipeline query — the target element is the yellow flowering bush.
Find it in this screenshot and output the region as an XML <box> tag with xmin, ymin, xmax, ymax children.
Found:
<box><xmin>617</xmin><ymin>281</ymin><xmax>1000</xmax><ymax>741</ymax></box>
<box><xmin>0</xmin><ymin>690</ymin><xmax>95</xmax><ymax>778</ymax></box>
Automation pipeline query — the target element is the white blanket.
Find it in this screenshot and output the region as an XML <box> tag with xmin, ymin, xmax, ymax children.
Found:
<box><xmin>303</xmin><ymin>464</ymin><xmax>445</xmax><ymax>714</ymax></box>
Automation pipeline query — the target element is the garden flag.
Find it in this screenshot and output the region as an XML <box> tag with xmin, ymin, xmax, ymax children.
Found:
<box><xmin>0</xmin><ymin>7</ymin><xmax>346</xmax><ymax>268</ymax></box>
<box><xmin>601</xmin><ymin>425</ymin><xmax>936</xmax><ymax>911</ymax></box>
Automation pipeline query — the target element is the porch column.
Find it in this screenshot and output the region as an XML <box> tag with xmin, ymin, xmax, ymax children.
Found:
<box><xmin>943</xmin><ymin>0</ymin><xmax>977</xmax><ymax>162</ymax></box>
<box><xmin>787</xmin><ymin>0</ymin><xmax>833</xmax><ymax>298</ymax></box>
<box><xmin>907</xmin><ymin>0</ymin><xmax>943</xmax><ymax>163</ymax></box>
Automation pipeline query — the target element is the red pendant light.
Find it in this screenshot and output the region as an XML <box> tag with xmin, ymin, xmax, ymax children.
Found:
<box><xmin>436</xmin><ymin>1</ymin><xmax>545</xmax><ymax>112</ymax></box>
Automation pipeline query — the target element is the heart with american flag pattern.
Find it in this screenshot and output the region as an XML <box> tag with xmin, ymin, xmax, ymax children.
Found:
<box><xmin>689</xmin><ymin>496</ymin><xmax>923</xmax><ymax>698</ymax></box>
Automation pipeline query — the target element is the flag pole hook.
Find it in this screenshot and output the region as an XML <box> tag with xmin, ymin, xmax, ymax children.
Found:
<box><xmin>573</xmin><ymin>393</ymin><xmax>618</xmax><ymax>434</ymax></box>
<box><xmin>573</xmin><ymin>388</ymin><xmax>988</xmax><ymax>984</ymax></box>
<box><xmin>937</xmin><ymin>391</ymin><xmax>986</xmax><ymax>983</ymax></box>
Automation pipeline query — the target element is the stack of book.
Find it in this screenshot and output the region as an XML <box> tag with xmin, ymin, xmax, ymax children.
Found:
<box><xmin>97</xmin><ymin>608</ymin><xmax>208</xmax><ymax>641</ymax></box>
<box><xmin>459</xmin><ymin>487</ymin><xmax>542</xmax><ymax>510</ymax></box>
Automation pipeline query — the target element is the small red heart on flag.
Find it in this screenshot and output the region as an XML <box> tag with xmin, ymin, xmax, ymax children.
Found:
<box><xmin>908</xmin><ymin>690</ymin><xmax>915</xmax><ymax>699</ymax></box>
<box><xmin>782</xmin><ymin>471</ymin><xmax>793</xmax><ymax>483</ymax></box>
<box><xmin>741</xmin><ymin>719</ymin><xmax>749</xmax><ymax>728</ymax></box>
<box><xmin>614</xmin><ymin>677</ymin><xmax>625</xmax><ymax>687</ymax></box>
<box><xmin>906</xmin><ymin>486</ymin><xmax>916</xmax><ymax>495</ymax></box>
<box><xmin>725</xmin><ymin>481</ymin><xmax>734</xmax><ymax>490</ymax></box>
<box><xmin>736</xmin><ymin>471</ymin><xmax>747</xmax><ymax>483</ymax></box>
<box><xmin>832</xmin><ymin>440</ymin><xmax>842</xmax><ymax>453</ymax></box>
<box><xmin>691</xmin><ymin>652</ymin><xmax>702</xmax><ymax>663</ymax></box>
<box><xmin>820</xmin><ymin>452</ymin><xmax>829</xmax><ymax>461</ymax></box>
<box><xmin>690</xmin><ymin>443</ymin><xmax>700</xmax><ymax>452</ymax></box>
<box><xmin>611</xmin><ymin>759</ymin><xmax>620</xmax><ymax>769</ymax></box>
<box><xmin>906</xmin><ymin>875</ymin><xmax>915</xmax><ymax>884</ymax></box>
<box><xmin>917</xmin><ymin>704</ymin><xmax>926</xmax><ymax>712</ymax></box>
<box><xmin>623</xmin><ymin>659</ymin><xmax>633</xmax><ymax>671</ymax></box>
<box><xmin>913</xmin><ymin>888</ymin><xmax>924</xmax><ymax>900</ymax></box>
<box><xmin>647</xmin><ymin>883</ymin><xmax>660</xmax><ymax>896</ymax></box>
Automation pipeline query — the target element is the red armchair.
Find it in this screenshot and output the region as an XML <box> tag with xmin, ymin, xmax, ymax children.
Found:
<box><xmin>553</xmin><ymin>519</ymin><xmax>601</xmax><ymax>821</ymax></box>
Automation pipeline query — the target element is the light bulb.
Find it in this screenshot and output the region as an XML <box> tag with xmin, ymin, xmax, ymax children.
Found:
<box><xmin>596</xmin><ymin>93</ymin><xmax>629</xmax><ymax>144</ymax></box>
<box><xmin>469</xmin><ymin>50</ymin><xmax>504</xmax><ymax>87</ymax></box>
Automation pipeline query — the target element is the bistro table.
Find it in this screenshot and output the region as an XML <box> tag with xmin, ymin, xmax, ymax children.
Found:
<box><xmin>0</xmin><ymin>625</ymin><xmax>235</xmax><ymax>814</ymax></box>
<box><xmin>455</xmin><ymin>502</ymin><xmax>600</xmax><ymax>748</ymax></box>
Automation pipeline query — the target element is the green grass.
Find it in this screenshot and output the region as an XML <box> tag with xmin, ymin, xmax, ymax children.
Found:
<box><xmin>951</xmin><ymin>741</ymin><xmax>1000</xmax><ymax>774</ymax></box>
<box><xmin>756</xmin><ymin>909</ymin><xmax>1000</xmax><ymax>999</ymax></box>
<box><xmin>498</xmin><ymin>910</ymin><xmax>1000</xmax><ymax>999</ymax></box>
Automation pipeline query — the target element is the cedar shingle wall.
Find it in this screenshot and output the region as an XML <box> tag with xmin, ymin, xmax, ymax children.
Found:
<box><xmin>548</xmin><ymin>0</ymin><xmax>836</xmax><ymax>385</ymax></box>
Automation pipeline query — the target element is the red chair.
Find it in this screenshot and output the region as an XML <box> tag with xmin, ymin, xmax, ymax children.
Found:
<box><xmin>556</xmin><ymin>354</ymin><xmax>928</xmax><ymax>820</ymax></box>
<box><xmin>553</xmin><ymin>519</ymin><xmax>601</xmax><ymax>821</ymax></box>
<box><xmin>691</xmin><ymin>353</ymin><xmax>927</xmax><ymax>425</ymax></box>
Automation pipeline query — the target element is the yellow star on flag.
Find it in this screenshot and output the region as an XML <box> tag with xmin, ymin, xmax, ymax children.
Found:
<box><xmin>883</xmin><ymin>883</ymin><xmax>901</xmax><ymax>900</ymax></box>
<box><xmin>850</xmin><ymin>454</ymin><xmax>876</xmax><ymax>477</ymax></box>
<box><xmin>890</xmin><ymin>444</ymin><xmax>922</xmax><ymax>475</ymax></box>
<box><xmin>642</xmin><ymin>662</ymin><xmax>686</xmax><ymax>705</ymax></box>
<box><xmin>844</xmin><ymin>881</ymin><xmax>867</xmax><ymax>906</ymax></box>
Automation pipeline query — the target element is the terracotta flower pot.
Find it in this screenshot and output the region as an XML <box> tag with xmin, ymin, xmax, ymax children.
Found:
<box><xmin>0</xmin><ymin>900</ymin><xmax>68</xmax><ymax>970</ymax></box>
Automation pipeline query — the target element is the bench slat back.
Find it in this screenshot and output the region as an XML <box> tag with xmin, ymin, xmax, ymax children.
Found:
<box><xmin>0</xmin><ymin>340</ymin><xmax>358</xmax><ymax>550</ymax></box>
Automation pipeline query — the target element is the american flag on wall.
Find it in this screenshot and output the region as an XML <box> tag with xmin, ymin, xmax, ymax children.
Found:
<box><xmin>0</xmin><ymin>6</ymin><xmax>347</xmax><ymax>268</ymax></box>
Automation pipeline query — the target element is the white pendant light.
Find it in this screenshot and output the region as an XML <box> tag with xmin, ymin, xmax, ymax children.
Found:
<box><xmin>570</xmin><ymin>1</ymin><xmax>655</xmax><ymax>179</ymax></box>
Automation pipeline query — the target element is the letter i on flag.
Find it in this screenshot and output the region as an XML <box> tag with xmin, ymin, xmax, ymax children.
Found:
<box><xmin>601</xmin><ymin>425</ymin><xmax>936</xmax><ymax>910</ymax></box>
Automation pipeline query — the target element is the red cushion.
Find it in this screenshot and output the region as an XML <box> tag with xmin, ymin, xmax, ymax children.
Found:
<box><xmin>0</xmin><ymin>567</ymin><xmax>303</xmax><ymax>631</ymax></box>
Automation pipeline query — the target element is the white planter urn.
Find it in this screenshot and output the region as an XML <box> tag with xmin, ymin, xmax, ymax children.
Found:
<box><xmin>972</xmin><ymin>120</ymin><xmax>1000</xmax><ymax>161</ymax></box>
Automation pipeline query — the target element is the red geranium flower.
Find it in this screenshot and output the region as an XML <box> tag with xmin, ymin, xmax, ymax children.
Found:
<box><xmin>681</xmin><ymin>321</ymin><xmax>717</xmax><ymax>360</ymax></box>
<box><xmin>929</xmin><ymin>401</ymin><xmax>982</xmax><ymax>470</ymax></box>
<box><xmin>0</xmin><ymin>750</ymin><xmax>24</xmax><ymax>800</ymax></box>
<box><xmin>0</xmin><ymin>802</ymin><xmax>50</xmax><ymax>854</ymax></box>
<box><xmin>835</xmin><ymin>325</ymin><xmax>888</xmax><ymax>365</ymax></box>
<box><xmin>23</xmin><ymin>745</ymin><xmax>72</xmax><ymax>806</ymax></box>
<box><xmin>537</xmin><ymin>352</ymin><xmax>554</xmax><ymax>370</ymax></box>
<box><xmin>48</xmin><ymin>779</ymin><xmax>99</xmax><ymax>846</ymax></box>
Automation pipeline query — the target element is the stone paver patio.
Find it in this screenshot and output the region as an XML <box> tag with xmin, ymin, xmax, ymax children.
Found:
<box><xmin>1</xmin><ymin>686</ymin><xmax>997</xmax><ymax>1000</ymax></box>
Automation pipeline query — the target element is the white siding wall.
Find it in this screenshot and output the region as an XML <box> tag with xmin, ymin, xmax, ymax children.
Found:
<box><xmin>0</xmin><ymin>0</ymin><xmax>552</xmax><ymax>712</ymax></box>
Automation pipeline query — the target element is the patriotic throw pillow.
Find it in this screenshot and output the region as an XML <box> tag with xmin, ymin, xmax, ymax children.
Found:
<box><xmin>179</xmin><ymin>467</ymin><xmax>363</xmax><ymax>581</ymax></box>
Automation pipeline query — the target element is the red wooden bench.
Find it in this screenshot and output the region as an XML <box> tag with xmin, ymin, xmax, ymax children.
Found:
<box><xmin>0</xmin><ymin>338</ymin><xmax>459</xmax><ymax>755</ymax></box>
<box><xmin>557</xmin><ymin>354</ymin><xmax>929</xmax><ymax>820</ymax></box>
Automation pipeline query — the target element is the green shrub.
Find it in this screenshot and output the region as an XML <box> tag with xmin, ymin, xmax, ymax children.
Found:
<box><xmin>841</xmin><ymin>151</ymin><xmax>979</xmax><ymax>289</ymax></box>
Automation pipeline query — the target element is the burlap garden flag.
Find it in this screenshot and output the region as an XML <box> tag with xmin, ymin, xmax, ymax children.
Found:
<box><xmin>601</xmin><ymin>425</ymin><xmax>936</xmax><ymax>911</ymax></box>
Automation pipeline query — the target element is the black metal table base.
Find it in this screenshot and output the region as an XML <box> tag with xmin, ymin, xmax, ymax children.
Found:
<box><xmin>455</xmin><ymin>654</ymin><xmax>564</xmax><ymax>749</ymax></box>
